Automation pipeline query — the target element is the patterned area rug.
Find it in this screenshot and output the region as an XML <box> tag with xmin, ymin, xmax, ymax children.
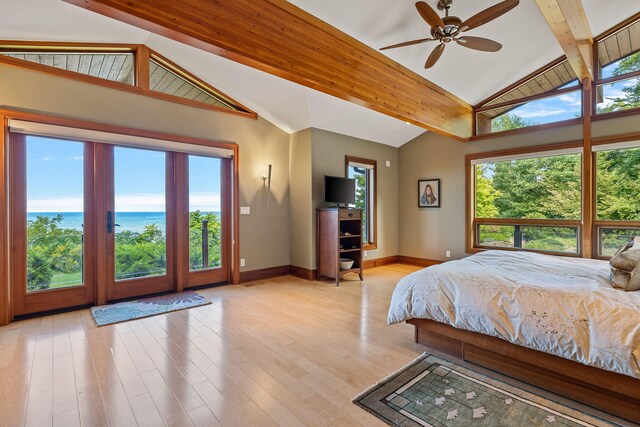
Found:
<box><xmin>91</xmin><ymin>291</ymin><xmax>211</xmax><ymax>326</ymax></box>
<box><xmin>353</xmin><ymin>353</ymin><xmax>617</xmax><ymax>427</ymax></box>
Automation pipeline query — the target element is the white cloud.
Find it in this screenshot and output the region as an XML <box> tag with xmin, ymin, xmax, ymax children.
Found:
<box><xmin>115</xmin><ymin>194</ymin><xmax>166</xmax><ymax>212</ymax></box>
<box><xmin>28</xmin><ymin>192</ymin><xmax>221</xmax><ymax>213</ymax></box>
<box><xmin>189</xmin><ymin>192</ymin><xmax>221</xmax><ymax>212</ymax></box>
<box><xmin>28</xmin><ymin>197</ymin><xmax>83</xmax><ymax>212</ymax></box>
<box><xmin>558</xmin><ymin>93</ymin><xmax>582</xmax><ymax>107</ymax></box>
<box><xmin>517</xmin><ymin>109</ymin><xmax>569</xmax><ymax>118</ymax></box>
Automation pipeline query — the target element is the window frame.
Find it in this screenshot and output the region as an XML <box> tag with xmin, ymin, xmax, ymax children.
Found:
<box><xmin>466</xmin><ymin>142</ymin><xmax>585</xmax><ymax>257</ymax></box>
<box><xmin>345</xmin><ymin>155</ymin><xmax>377</xmax><ymax>251</ymax></box>
<box><xmin>467</xmin><ymin>136</ymin><xmax>640</xmax><ymax>259</ymax></box>
<box><xmin>472</xmin><ymin>57</ymin><xmax>584</xmax><ymax>138</ymax></box>
<box><xmin>0</xmin><ymin>41</ymin><xmax>256</xmax><ymax>119</ymax></box>
<box><xmin>592</xmin><ymin>140</ymin><xmax>640</xmax><ymax>258</ymax></box>
<box><xmin>472</xmin><ymin>13</ymin><xmax>640</xmax><ymax>138</ymax></box>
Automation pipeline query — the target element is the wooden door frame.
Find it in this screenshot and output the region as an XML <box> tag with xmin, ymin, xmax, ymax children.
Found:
<box><xmin>0</xmin><ymin>114</ymin><xmax>9</xmax><ymax>325</ymax></box>
<box><xmin>188</xmin><ymin>156</ymin><xmax>232</xmax><ymax>287</ymax></box>
<box><xmin>103</xmin><ymin>145</ymin><xmax>177</xmax><ymax>301</ymax></box>
<box><xmin>9</xmin><ymin>133</ymin><xmax>97</xmax><ymax>316</ymax></box>
<box><xmin>175</xmin><ymin>154</ymin><xmax>232</xmax><ymax>290</ymax></box>
<box><xmin>0</xmin><ymin>109</ymin><xmax>240</xmax><ymax>325</ymax></box>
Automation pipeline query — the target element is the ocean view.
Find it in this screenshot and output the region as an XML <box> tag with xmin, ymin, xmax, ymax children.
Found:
<box><xmin>27</xmin><ymin>212</ymin><xmax>220</xmax><ymax>233</ymax></box>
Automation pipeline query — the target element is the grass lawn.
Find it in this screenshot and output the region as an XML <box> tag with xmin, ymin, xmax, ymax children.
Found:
<box><xmin>49</xmin><ymin>272</ymin><xmax>83</xmax><ymax>289</ymax></box>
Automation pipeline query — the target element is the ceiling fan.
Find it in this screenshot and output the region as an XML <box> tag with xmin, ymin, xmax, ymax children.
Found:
<box><xmin>380</xmin><ymin>0</ymin><xmax>519</xmax><ymax>69</ymax></box>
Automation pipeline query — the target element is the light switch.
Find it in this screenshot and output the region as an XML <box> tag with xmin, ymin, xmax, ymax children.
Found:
<box><xmin>386</xmin><ymin>160</ymin><xmax>391</xmax><ymax>167</ymax></box>
<box><xmin>240</xmin><ymin>206</ymin><xmax>250</xmax><ymax>215</ymax></box>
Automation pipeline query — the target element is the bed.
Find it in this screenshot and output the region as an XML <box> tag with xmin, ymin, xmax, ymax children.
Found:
<box><xmin>388</xmin><ymin>250</ymin><xmax>640</xmax><ymax>422</ymax></box>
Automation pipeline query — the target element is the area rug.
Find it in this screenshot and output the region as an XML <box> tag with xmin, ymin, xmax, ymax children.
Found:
<box><xmin>353</xmin><ymin>353</ymin><xmax>617</xmax><ymax>427</ymax></box>
<box><xmin>91</xmin><ymin>291</ymin><xmax>211</xmax><ymax>326</ymax></box>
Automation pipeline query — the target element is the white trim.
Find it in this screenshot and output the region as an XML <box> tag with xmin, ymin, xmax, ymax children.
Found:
<box><xmin>592</xmin><ymin>139</ymin><xmax>640</xmax><ymax>152</ymax></box>
<box><xmin>470</xmin><ymin>147</ymin><xmax>582</xmax><ymax>165</ymax></box>
<box><xmin>9</xmin><ymin>119</ymin><xmax>233</xmax><ymax>158</ymax></box>
<box><xmin>348</xmin><ymin>161</ymin><xmax>374</xmax><ymax>169</ymax></box>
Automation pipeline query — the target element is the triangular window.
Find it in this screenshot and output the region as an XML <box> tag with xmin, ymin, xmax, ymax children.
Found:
<box><xmin>0</xmin><ymin>50</ymin><xmax>135</xmax><ymax>85</ymax></box>
<box><xmin>476</xmin><ymin>59</ymin><xmax>581</xmax><ymax>135</ymax></box>
<box><xmin>0</xmin><ymin>43</ymin><xmax>254</xmax><ymax>116</ymax></box>
<box><xmin>148</xmin><ymin>54</ymin><xmax>242</xmax><ymax>111</ymax></box>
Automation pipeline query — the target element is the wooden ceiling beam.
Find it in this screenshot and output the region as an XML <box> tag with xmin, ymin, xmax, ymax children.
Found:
<box><xmin>535</xmin><ymin>0</ymin><xmax>594</xmax><ymax>80</ymax></box>
<box><xmin>63</xmin><ymin>0</ymin><xmax>473</xmax><ymax>139</ymax></box>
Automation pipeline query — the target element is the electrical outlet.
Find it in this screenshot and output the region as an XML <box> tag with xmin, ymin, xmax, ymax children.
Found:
<box><xmin>385</xmin><ymin>160</ymin><xmax>391</xmax><ymax>167</ymax></box>
<box><xmin>240</xmin><ymin>206</ymin><xmax>250</xmax><ymax>215</ymax></box>
<box><xmin>446</xmin><ymin>250</ymin><xmax>451</xmax><ymax>258</ymax></box>
<box><xmin>240</xmin><ymin>258</ymin><xmax>246</xmax><ymax>267</ymax></box>
<box><xmin>364</xmin><ymin>250</ymin><xmax>368</xmax><ymax>257</ymax></box>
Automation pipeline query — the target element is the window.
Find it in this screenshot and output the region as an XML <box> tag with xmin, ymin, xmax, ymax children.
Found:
<box><xmin>595</xmin><ymin>18</ymin><xmax>640</xmax><ymax>115</ymax></box>
<box><xmin>476</xmin><ymin>89</ymin><xmax>582</xmax><ymax>134</ymax></box>
<box><xmin>149</xmin><ymin>54</ymin><xmax>243</xmax><ymax>110</ymax></box>
<box><xmin>594</xmin><ymin>143</ymin><xmax>640</xmax><ymax>257</ymax></box>
<box><xmin>475</xmin><ymin>59</ymin><xmax>581</xmax><ymax>135</ymax></box>
<box><xmin>470</xmin><ymin>150</ymin><xmax>582</xmax><ymax>255</ymax></box>
<box><xmin>0</xmin><ymin>42</ymin><xmax>255</xmax><ymax>117</ymax></box>
<box><xmin>1</xmin><ymin>50</ymin><xmax>135</xmax><ymax>85</ymax></box>
<box><xmin>346</xmin><ymin>156</ymin><xmax>376</xmax><ymax>249</ymax></box>
<box><xmin>473</xmin><ymin>15</ymin><xmax>639</xmax><ymax>134</ymax></box>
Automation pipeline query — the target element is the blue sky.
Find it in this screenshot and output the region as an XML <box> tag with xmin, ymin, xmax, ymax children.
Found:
<box><xmin>499</xmin><ymin>56</ymin><xmax>636</xmax><ymax>125</ymax></box>
<box><xmin>27</xmin><ymin>136</ymin><xmax>221</xmax><ymax>212</ymax></box>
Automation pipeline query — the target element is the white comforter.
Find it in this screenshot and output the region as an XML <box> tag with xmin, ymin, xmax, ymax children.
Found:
<box><xmin>388</xmin><ymin>250</ymin><xmax>640</xmax><ymax>379</ymax></box>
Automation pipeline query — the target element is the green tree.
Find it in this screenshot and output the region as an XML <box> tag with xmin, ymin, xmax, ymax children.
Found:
<box><xmin>491</xmin><ymin>113</ymin><xmax>539</xmax><ymax>132</ymax></box>
<box><xmin>475</xmin><ymin>164</ymin><xmax>500</xmax><ymax>218</ymax></box>
<box><xmin>189</xmin><ymin>210</ymin><xmax>221</xmax><ymax>269</ymax></box>
<box><xmin>26</xmin><ymin>215</ymin><xmax>82</xmax><ymax>291</ymax></box>
<box><xmin>596</xmin><ymin>147</ymin><xmax>640</xmax><ymax>221</ymax></box>
<box><xmin>26</xmin><ymin>211</ymin><xmax>224</xmax><ymax>288</ymax></box>
<box><xmin>597</xmin><ymin>52</ymin><xmax>640</xmax><ymax>113</ymax></box>
<box><xmin>489</xmin><ymin>155</ymin><xmax>581</xmax><ymax>220</ymax></box>
<box><xmin>350</xmin><ymin>167</ymin><xmax>368</xmax><ymax>240</ymax></box>
<box><xmin>27</xmin><ymin>249</ymin><xmax>54</xmax><ymax>291</ymax></box>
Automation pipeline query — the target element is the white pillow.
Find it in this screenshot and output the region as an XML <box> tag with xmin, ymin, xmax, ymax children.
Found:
<box><xmin>610</xmin><ymin>237</ymin><xmax>640</xmax><ymax>291</ymax></box>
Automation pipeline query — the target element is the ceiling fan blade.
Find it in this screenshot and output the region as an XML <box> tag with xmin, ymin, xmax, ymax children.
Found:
<box><xmin>460</xmin><ymin>0</ymin><xmax>519</xmax><ymax>31</ymax></box>
<box><xmin>380</xmin><ymin>38</ymin><xmax>435</xmax><ymax>51</ymax></box>
<box><xmin>425</xmin><ymin>44</ymin><xmax>445</xmax><ymax>69</ymax></box>
<box><xmin>415</xmin><ymin>1</ymin><xmax>445</xmax><ymax>29</ymax></box>
<box><xmin>456</xmin><ymin>36</ymin><xmax>502</xmax><ymax>52</ymax></box>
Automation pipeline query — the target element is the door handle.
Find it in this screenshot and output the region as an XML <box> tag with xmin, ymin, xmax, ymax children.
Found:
<box><xmin>107</xmin><ymin>210</ymin><xmax>120</xmax><ymax>234</ymax></box>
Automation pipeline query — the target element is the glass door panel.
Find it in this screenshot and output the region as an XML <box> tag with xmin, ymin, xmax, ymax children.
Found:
<box><xmin>11</xmin><ymin>134</ymin><xmax>95</xmax><ymax>316</ymax></box>
<box><xmin>114</xmin><ymin>147</ymin><xmax>167</xmax><ymax>280</ymax></box>
<box><xmin>106</xmin><ymin>146</ymin><xmax>173</xmax><ymax>301</ymax></box>
<box><xmin>189</xmin><ymin>155</ymin><xmax>222</xmax><ymax>271</ymax></box>
<box><xmin>26</xmin><ymin>137</ymin><xmax>85</xmax><ymax>292</ymax></box>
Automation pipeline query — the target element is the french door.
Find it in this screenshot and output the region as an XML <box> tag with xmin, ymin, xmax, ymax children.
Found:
<box><xmin>11</xmin><ymin>134</ymin><xmax>231</xmax><ymax>316</ymax></box>
<box><xmin>11</xmin><ymin>135</ymin><xmax>96</xmax><ymax>315</ymax></box>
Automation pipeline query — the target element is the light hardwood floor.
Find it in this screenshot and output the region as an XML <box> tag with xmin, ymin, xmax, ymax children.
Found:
<box><xmin>0</xmin><ymin>264</ymin><xmax>425</xmax><ymax>427</ymax></box>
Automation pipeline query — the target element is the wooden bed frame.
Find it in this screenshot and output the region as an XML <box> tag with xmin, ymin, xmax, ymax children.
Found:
<box><xmin>408</xmin><ymin>319</ymin><xmax>640</xmax><ymax>423</ymax></box>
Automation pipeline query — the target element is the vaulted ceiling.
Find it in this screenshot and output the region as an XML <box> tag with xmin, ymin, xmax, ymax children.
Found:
<box><xmin>0</xmin><ymin>0</ymin><xmax>637</xmax><ymax>147</ymax></box>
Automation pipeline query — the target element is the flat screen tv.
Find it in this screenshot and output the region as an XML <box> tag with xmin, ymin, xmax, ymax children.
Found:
<box><xmin>324</xmin><ymin>176</ymin><xmax>356</xmax><ymax>206</ymax></box>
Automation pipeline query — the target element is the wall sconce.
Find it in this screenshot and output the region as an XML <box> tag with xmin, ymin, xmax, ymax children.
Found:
<box><xmin>261</xmin><ymin>164</ymin><xmax>272</xmax><ymax>190</ymax></box>
<box><xmin>262</xmin><ymin>164</ymin><xmax>272</xmax><ymax>208</ymax></box>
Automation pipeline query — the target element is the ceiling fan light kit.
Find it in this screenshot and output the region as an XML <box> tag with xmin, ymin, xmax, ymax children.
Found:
<box><xmin>380</xmin><ymin>0</ymin><xmax>519</xmax><ymax>69</ymax></box>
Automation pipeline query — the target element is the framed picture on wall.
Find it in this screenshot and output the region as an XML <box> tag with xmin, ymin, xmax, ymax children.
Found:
<box><xmin>418</xmin><ymin>179</ymin><xmax>440</xmax><ymax>208</ymax></box>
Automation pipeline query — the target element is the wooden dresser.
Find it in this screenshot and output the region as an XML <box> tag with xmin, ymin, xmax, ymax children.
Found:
<box><xmin>317</xmin><ymin>208</ymin><xmax>363</xmax><ymax>285</ymax></box>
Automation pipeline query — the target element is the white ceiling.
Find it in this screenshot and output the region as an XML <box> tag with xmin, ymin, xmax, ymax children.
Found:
<box><xmin>0</xmin><ymin>0</ymin><xmax>637</xmax><ymax>147</ymax></box>
<box><xmin>288</xmin><ymin>0</ymin><xmax>638</xmax><ymax>105</ymax></box>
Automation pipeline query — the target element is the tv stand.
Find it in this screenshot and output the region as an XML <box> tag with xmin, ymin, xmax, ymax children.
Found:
<box><xmin>317</xmin><ymin>208</ymin><xmax>364</xmax><ymax>285</ymax></box>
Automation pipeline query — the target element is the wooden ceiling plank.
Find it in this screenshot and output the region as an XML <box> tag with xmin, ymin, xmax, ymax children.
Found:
<box><xmin>630</xmin><ymin>22</ymin><xmax>640</xmax><ymax>52</ymax></box>
<box><xmin>616</xmin><ymin>30</ymin><xmax>632</xmax><ymax>60</ymax></box>
<box><xmin>535</xmin><ymin>0</ymin><xmax>594</xmax><ymax>80</ymax></box>
<box><xmin>62</xmin><ymin>0</ymin><xmax>473</xmax><ymax>139</ymax></box>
